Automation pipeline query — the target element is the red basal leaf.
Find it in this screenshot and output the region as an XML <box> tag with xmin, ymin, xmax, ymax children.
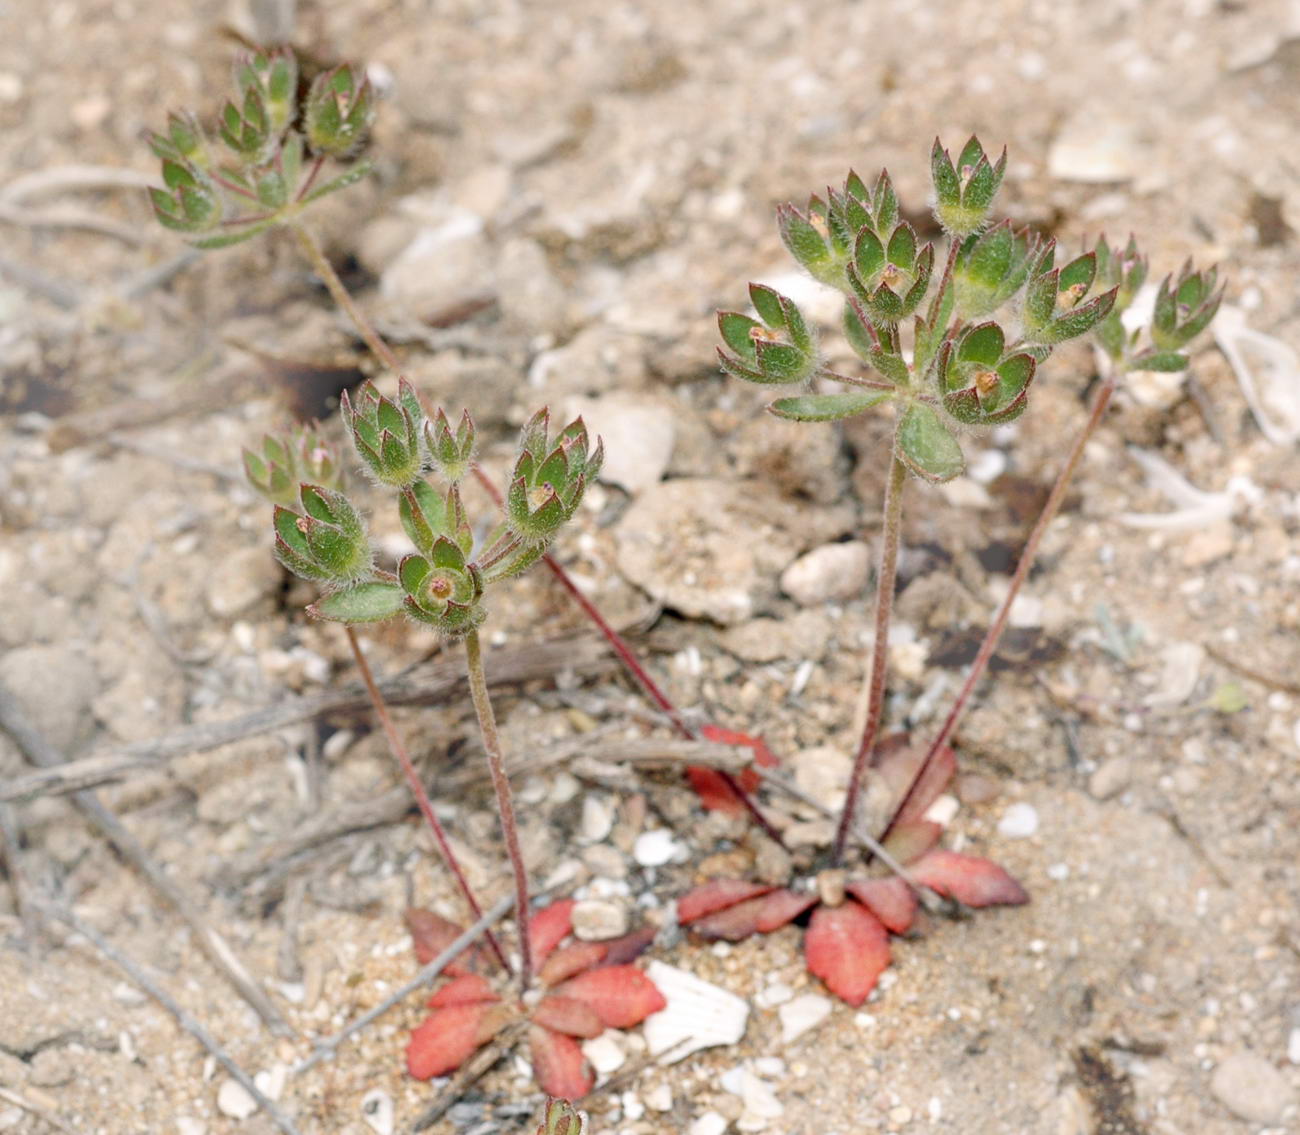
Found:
<box><xmin>845</xmin><ymin>877</ymin><xmax>917</xmax><ymax>935</ymax></box>
<box><xmin>909</xmin><ymin>849</ymin><xmax>1030</xmax><ymax>908</ymax></box>
<box><xmin>685</xmin><ymin>765</ymin><xmax>747</xmax><ymax>814</ymax></box>
<box><xmin>677</xmin><ymin>879</ymin><xmax>775</xmax><ymax>924</ymax></box>
<box><xmin>406</xmin><ymin>1002</ymin><xmax>506</xmax><ymax>1080</ymax></box>
<box><xmin>893</xmin><ymin>744</ymin><xmax>957</xmax><ymax>828</ymax></box>
<box><xmin>528</xmin><ymin>899</ymin><xmax>576</xmax><ymax>965</ymax></box>
<box><xmin>530</xmin><ymin>1025</ymin><xmax>594</xmax><ymax>1100</ymax></box>
<box><xmin>539</xmin><ymin>940</ymin><xmax>608</xmax><ymax>988</ymax></box>
<box><xmin>599</xmin><ymin>925</ymin><xmax>657</xmax><ymax>967</ymax></box>
<box><xmin>805</xmin><ymin>902</ymin><xmax>891</xmax><ymax>1007</ymax></box>
<box><xmin>752</xmin><ymin>888</ymin><xmax>818</xmax><ymax>932</ymax></box>
<box><xmin>554</xmin><ymin>965</ymin><xmax>667</xmax><ymax>1028</ymax></box>
<box><xmin>427</xmin><ymin>973</ymin><xmax>500</xmax><ymax>1009</ymax></box>
<box><xmin>404</xmin><ymin>908</ymin><xmax>482</xmax><ymax>974</ymax></box>
<box><xmin>687</xmin><ymin>894</ymin><xmax>772</xmax><ymax>941</ymax></box>
<box><xmin>689</xmin><ymin>726</ymin><xmax>780</xmax><ymax>812</ymax></box>
<box><xmin>881</xmin><ymin>820</ymin><xmax>943</xmax><ymax>865</ymax></box>
<box><xmin>531</xmin><ymin>994</ymin><xmax>603</xmax><ymax>1038</ymax></box>
<box><xmin>700</xmin><ymin>724</ymin><xmax>779</xmax><ymax>768</ymax></box>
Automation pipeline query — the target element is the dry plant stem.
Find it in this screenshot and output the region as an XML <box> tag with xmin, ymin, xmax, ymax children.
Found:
<box><xmin>292</xmin><ymin>891</ymin><xmax>516</xmax><ymax>1077</ymax></box>
<box><xmin>343</xmin><ymin>626</ymin><xmax>509</xmax><ymax>972</ymax></box>
<box><xmin>36</xmin><ymin>900</ymin><xmax>304</xmax><ymax>1135</ymax></box>
<box><xmin>291</xmin><ymin>219</ymin><xmax>406</xmax><ymax>374</ymax></box>
<box><xmin>0</xmin><ymin>683</ymin><xmax>291</xmax><ymax>1036</ymax></box>
<box><xmin>887</xmin><ymin>367</ymin><xmax>1119</xmax><ymax>838</ymax></box>
<box><xmin>464</xmin><ymin>629</ymin><xmax>534</xmax><ymax>992</ymax></box>
<box><xmin>833</xmin><ymin>450</ymin><xmax>908</xmax><ymax>864</ymax></box>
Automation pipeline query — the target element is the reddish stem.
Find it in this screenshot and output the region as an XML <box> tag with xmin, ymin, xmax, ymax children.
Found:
<box><xmin>464</xmin><ymin>628</ymin><xmax>534</xmax><ymax>992</ymax></box>
<box><xmin>344</xmin><ymin>627</ymin><xmax>510</xmax><ymax>973</ymax></box>
<box><xmin>833</xmin><ymin>449</ymin><xmax>907</xmax><ymax>864</ymax></box>
<box><xmin>884</xmin><ymin>366</ymin><xmax>1119</xmax><ymax>839</ymax></box>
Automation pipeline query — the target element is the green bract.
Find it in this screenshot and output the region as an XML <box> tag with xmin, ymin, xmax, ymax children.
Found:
<box><xmin>273</xmin><ymin>485</ymin><xmax>372</xmax><ymax>586</ymax></box>
<box><xmin>506</xmin><ymin>409</ymin><xmax>603</xmax><ymax>546</ymax></box>
<box><xmin>930</xmin><ymin>136</ymin><xmax>1007</xmax><ymax>239</ymax></box>
<box><xmin>398</xmin><ymin>540</ymin><xmax>486</xmax><ymax>638</ymax></box>
<box><xmin>147</xmin><ymin>49</ymin><xmax>375</xmax><ymax>250</ymax></box>
<box><xmin>341</xmin><ymin>380</ymin><xmax>427</xmax><ymax>487</ymax></box>
<box><xmin>243</xmin><ymin>426</ymin><xmax>343</xmax><ymax>507</ymax></box>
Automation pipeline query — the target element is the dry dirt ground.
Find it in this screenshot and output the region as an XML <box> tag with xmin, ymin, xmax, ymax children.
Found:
<box><xmin>2</xmin><ymin>1</ymin><xmax>1299</xmax><ymax>1133</ymax></box>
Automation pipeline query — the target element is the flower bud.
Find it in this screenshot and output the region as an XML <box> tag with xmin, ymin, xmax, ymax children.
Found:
<box><xmin>717</xmin><ymin>284</ymin><xmax>820</xmax><ymax>385</ymax></box>
<box><xmin>505</xmin><ymin>410</ymin><xmax>602</xmax><ymax>546</ymax></box>
<box><xmin>341</xmin><ymin>379</ymin><xmax>426</xmax><ymax>487</ymax></box>
<box><xmin>398</xmin><ymin>540</ymin><xmax>485</xmax><ymax>638</ymax></box>
<box><xmin>305</xmin><ymin>63</ymin><xmax>375</xmax><ymax>159</ymax></box>
<box><xmin>931</xmin><ymin>136</ymin><xmax>1007</xmax><ymax>239</ymax></box>
<box><xmin>938</xmin><ymin>322</ymin><xmax>1036</xmax><ymax>427</ymax></box>
<box><xmin>273</xmin><ymin>485</ymin><xmax>372</xmax><ymax>585</ymax></box>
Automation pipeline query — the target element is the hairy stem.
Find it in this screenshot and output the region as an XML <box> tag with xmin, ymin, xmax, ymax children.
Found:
<box><xmin>290</xmin><ymin>221</ymin><xmax>405</xmax><ymax>375</ymax></box>
<box><xmin>833</xmin><ymin>449</ymin><xmax>907</xmax><ymax>864</ymax></box>
<box><xmin>464</xmin><ymin>629</ymin><xmax>533</xmax><ymax>992</ymax></box>
<box><xmin>344</xmin><ymin>628</ymin><xmax>509</xmax><ymax>973</ymax></box>
<box><xmin>885</xmin><ymin>364</ymin><xmax>1119</xmax><ymax>838</ymax></box>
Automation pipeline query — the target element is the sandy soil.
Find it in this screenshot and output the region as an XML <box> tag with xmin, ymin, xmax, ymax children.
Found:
<box><xmin>1</xmin><ymin>1</ymin><xmax>1298</xmax><ymax>1133</ymax></box>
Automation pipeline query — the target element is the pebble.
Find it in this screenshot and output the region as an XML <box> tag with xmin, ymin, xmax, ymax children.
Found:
<box><xmin>755</xmin><ymin>982</ymin><xmax>794</xmax><ymax>1009</ymax></box>
<box><xmin>1048</xmin><ymin>114</ymin><xmax>1142</xmax><ymax>182</ymax></box>
<box><xmin>997</xmin><ymin>802</ymin><xmax>1039</xmax><ymax>839</ymax></box>
<box><xmin>496</xmin><ymin>237</ymin><xmax>569</xmax><ymax>335</ymax></box>
<box><xmin>633</xmin><ymin>829</ymin><xmax>682</xmax><ymax>867</ymax></box>
<box><xmin>1289</xmin><ymin>1024</ymin><xmax>1300</xmax><ymax>1065</ymax></box>
<box><xmin>1181</xmin><ymin>521</ymin><xmax>1235</xmax><ymax>568</ymax></box>
<box><xmin>644</xmin><ymin>1083</ymin><xmax>673</xmax><ymax>1111</ymax></box>
<box><xmin>0</xmin><ymin>643</ymin><xmax>99</xmax><ymax>753</ymax></box>
<box><xmin>791</xmin><ymin>745</ymin><xmax>851</xmax><ymax>812</ymax></box>
<box><xmin>581</xmin><ymin>844</ymin><xmax>627</xmax><ymax>879</ymax></box>
<box><xmin>579</xmin><ymin>796</ymin><xmax>615</xmax><ymax>843</ymax></box>
<box><xmin>205</xmin><ymin>546</ymin><xmax>281</xmax><ymax>617</ymax></box>
<box><xmin>779</xmin><ymin>541</ymin><xmax>871</xmax><ymax>606</ymax></box>
<box><xmin>1089</xmin><ymin>757</ymin><xmax>1132</xmax><ymax>800</ymax></box>
<box><xmin>1209</xmin><ymin>1050</ymin><xmax>1293</xmax><ymax>1123</ymax></box>
<box><xmin>361</xmin><ymin>1088</ymin><xmax>395</xmax><ymax>1135</ymax></box>
<box><xmin>377</xmin><ymin>205</ymin><xmax>494</xmax><ymax>322</ymax></box>
<box><xmin>779</xmin><ymin>993</ymin><xmax>832</xmax><ymax>1044</ymax></box>
<box><xmin>565</xmin><ymin>394</ymin><xmax>676</xmax><ymax>494</ymax></box>
<box><xmin>216</xmin><ymin>1078</ymin><xmax>257</xmax><ymax>1120</ymax></box>
<box><xmin>572</xmin><ymin>899</ymin><xmax>629</xmax><ymax>940</ymax></box>
<box><xmin>689</xmin><ymin>1113</ymin><xmax>728</xmax><ymax>1135</ymax></box>
<box><xmin>583</xmin><ymin>1032</ymin><xmax>627</xmax><ymax>1075</ymax></box>
<box><xmin>740</xmin><ymin>1069</ymin><xmax>784</xmax><ymax>1119</ymax></box>
<box><xmin>175</xmin><ymin>1120</ymin><xmax>207</xmax><ymax>1135</ymax></box>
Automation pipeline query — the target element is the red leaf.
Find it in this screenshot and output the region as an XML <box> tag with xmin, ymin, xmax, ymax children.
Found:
<box><xmin>404</xmin><ymin>908</ymin><xmax>483</xmax><ymax>974</ymax></box>
<box><xmin>846</xmin><ymin>877</ymin><xmax>917</xmax><ymax>935</ymax></box>
<box><xmin>909</xmin><ymin>849</ymin><xmax>1029</xmax><ymax>908</ymax></box>
<box><xmin>700</xmin><ymin>724</ymin><xmax>779</xmax><ymax>768</ymax></box>
<box><xmin>539</xmin><ymin>941</ymin><xmax>608</xmax><ymax>988</ymax></box>
<box><xmin>528</xmin><ymin>899</ymin><xmax>576</xmax><ymax>965</ymax></box>
<box><xmin>687</xmin><ymin>894</ymin><xmax>771</xmax><ymax>941</ymax></box>
<box><xmin>406</xmin><ymin>1002</ymin><xmax>505</xmax><ymax>1079</ymax></box>
<box><xmin>689</xmin><ymin>726</ymin><xmax>780</xmax><ymax>812</ymax></box>
<box><xmin>677</xmin><ymin>879</ymin><xmax>774</xmax><ymax>924</ymax></box>
<box><xmin>753</xmin><ymin>888</ymin><xmax>818</xmax><ymax>932</ymax></box>
<box><xmin>893</xmin><ymin>744</ymin><xmax>956</xmax><ymax>827</ymax></box>
<box><xmin>881</xmin><ymin>820</ymin><xmax>943</xmax><ymax>865</ymax></box>
<box><xmin>599</xmin><ymin>925</ymin><xmax>657</xmax><ymax>966</ymax></box>
<box><xmin>685</xmin><ymin>765</ymin><xmax>748</xmax><ymax>814</ymax></box>
<box><xmin>532</xmin><ymin>994</ymin><xmax>603</xmax><ymax>1038</ymax></box>
<box><xmin>427</xmin><ymin>973</ymin><xmax>499</xmax><ymax>1009</ymax></box>
<box><xmin>805</xmin><ymin>903</ymin><xmax>891</xmax><ymax>1007</ymax></box>
<box><xmin>530</xmin><ymin>1025</ymin><xmax>593</xmax><ymax>1100</ymax></box>
<box><xmin>554</xmin><ymin>965</ymin><xmax>667</xmax><ymax>1028</ymax></box>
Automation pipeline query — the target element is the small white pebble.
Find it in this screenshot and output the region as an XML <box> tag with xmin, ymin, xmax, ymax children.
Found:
<box><xmin>779</xmin><ymin>993</ymin><xmax>832</xmax><ymax>1044</ymax></box>
<box><xmin>755</xmin><ymin>981</ymin><xmax>793</xmax><ymax>1009</ymax></box>
<box><xmin>997</xmin><ymin>802</ymin><xmax>1039</xmax><ymax>839</ymax></box>
<box><xmin>689</xmin><ymin>1112</ymin><xmax>728</xmax><ymax>1135</ymax></box>
<box><xmin>1287</xmin><ymin>1026</ymin><xmax>1300</xmax><ymax>1065</ymax></box>
<box><xmin>176</xmin><ymin>1120</ymin><xmax>207</xmax><ymax>1135</ymax></box>
<box><xmin>622</xmin><ymin>1091</ymin><xmax>645</xmax><ymax>1120</ymax></box>
<box><xmin>1046</xmin><ymin>862</ymin><xmax>1070</xmax><ymax>881</ymax></box>
<box><xmin>644</xmin><ymin>1083</ymin><xmax>673</xmax><ymax>1111</ymax></box>
<box><xmin>216</xmin><ymin>1079</ymin><xmax>257</xmax><ymax>1120</ymax></box>
<box><xmin>633</xmin><ymin>829</ymin><xmax>682</xmax><ymax>866</ymax></box>
<box><xmin>584</xmin><ymin>1032</ymin><xmax>627</xmax><ymax>1075</ymax></box>
<box><xmin>361</xmin><ymin>1088</ymin><xmax>394</xmax><ymax>1135</ymax></box>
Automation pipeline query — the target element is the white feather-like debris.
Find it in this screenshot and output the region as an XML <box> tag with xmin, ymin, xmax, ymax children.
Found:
<box><xmin>642</xmin><ymin>960</ymin><xmax>750</xmax><ymax>1064</ymax></box>
<box><xmin>1213</xmin><ymin>304</ymin><xmax>1300</xmax><ymax>446</ymax></box>
<box><xmin>1118</xmin><ymin>447</ymin><xmax>1260</xmax><ymax>531</ymax></box>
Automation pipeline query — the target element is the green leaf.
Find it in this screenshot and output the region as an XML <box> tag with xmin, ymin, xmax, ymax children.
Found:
<box><xmin>754</xmin><ymin>339</ymin><xmax>810</xmax><ymax>383</ymax></box>
<box><xmin>779</xmin><ymin>206</ymin><xmax>828</xmax><ymax>270</ymax></box>
<box><xmin>1023</xmin><ymin>269</ymin><xmax>1059</xmax><ymax>332</ymax></box>
<box><xmin>1129</xmin><ymin>350</ymin><xmax>1189</xmax><ymax>373</ymax></box>
<box><xmin>1043</xmin><ymin>287</ymin><xmax>1118</xmax><ymax>343</ymax></box>
<box><xmin>768</xmin><ymin>390</ymin><xmax>892</xmax><ymax>422</ymax></box>
<box><xmin>854</xmin><ymin>228</ymin><xmax>885</xmax><ymax>280</ymax></box>
<box><xmin>886</xmin><ymin>222</ymin><xmax>916</xmax><ymax>271</ymax></box>
<box><xmin>897</xmin><ymin>402</ymin><xmax>965</xmax><ymax>483</ymax></box>
<box><xmin>1057</xmin><ymin>252</ymin><xmax>1097</xmax><ymax>298</ymax></box>
<box><xmin>309</xmin><ymin>582</ymin><xmax>405</xmax><ymax>623</ymax></box>
<box><xmin>748</xmin><ymin>284</ymin><xmax>785</xmax><ymax>329</ymax></box>
<box><xmin>930</xmin><ymin>138</ymin><xmax>960</xmax><ymax>206</ymax></box>
<box><xmin>958</xmin><ymin>322</ymin><xmax>1005</xmax><ymax>366</ymax></box>
<box><xmin>299</xmin><ymin>160</ymin><xmax>375</xmax><ymax>208</ymax></box>
<box><xmin>190</xmin><ymin>217</ymin><xmax>278</xmax><ymax>249</ymax></box>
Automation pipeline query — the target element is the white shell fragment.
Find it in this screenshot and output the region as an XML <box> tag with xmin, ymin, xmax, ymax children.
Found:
<box><xmin>642</xmin><ymin>960</ymin><xmax>749</xmax><ymax>1063</ymax></box>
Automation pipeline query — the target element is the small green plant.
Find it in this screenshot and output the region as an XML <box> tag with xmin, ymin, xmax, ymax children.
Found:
<box><xmin>700</xmin><ymin>136</ymin><xmax>1222</xmax><ymax>1002</ymax></box>
<box><xmin>151</xmin><ymin>49</ymin><xmax>665</xmax><ymax>1103</ymax></box>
